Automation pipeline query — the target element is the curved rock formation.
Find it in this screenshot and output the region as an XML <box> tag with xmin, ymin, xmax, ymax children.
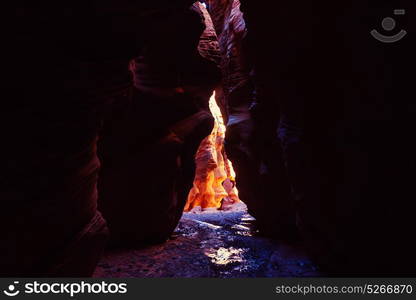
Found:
<box><xmin>207</xmin><ymin>0</ymin><xmax>294</xmax><ymax>238</ymax></box>
<box><xmin>2</xmin><ymin>1</ymin><xmax>209</xmax><ymax>277</ymax></box>
<box><xmin>185</xmin><ymin>93</ymin><xmax>240</xmax><ymax>211</ymax></box>
<box><xmin>97</xmin><ymin>3</ymin><xmax>221</xmax><ymax>247</ymax></box>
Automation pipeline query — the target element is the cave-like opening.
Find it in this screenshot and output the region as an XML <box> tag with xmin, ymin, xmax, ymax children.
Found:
<box><xmin>185</xmin><ymin>91</ymin><xmax>242</xmax><ymax>212</ymax></box>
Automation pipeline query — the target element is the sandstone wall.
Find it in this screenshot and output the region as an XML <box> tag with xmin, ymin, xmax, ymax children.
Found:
<box><xmin>185</xmin><ymin>93</ymin><xmax>240</xmax><ymax>211</ymax></box>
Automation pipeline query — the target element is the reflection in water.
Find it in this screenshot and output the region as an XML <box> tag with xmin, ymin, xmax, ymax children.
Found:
<box><xmin>95</xmin><ymin>208</ymin><xmax>321</xmax><ymax>278</ymax></box>
<box><xmin>231</xmin><ymin>224</ymin><xmax>253</xmax><ymax>237</ymax></box>
<box><xmin>205</xmin><ymin>247</ymin><xmax>248</xmax><ymax>266</ymax></box>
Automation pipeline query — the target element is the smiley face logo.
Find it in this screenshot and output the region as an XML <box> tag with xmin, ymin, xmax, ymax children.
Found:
<box><xmin>371</xmin><ymin>9</ymin><xmax>407</xmax><ymax>43</ymax></box>
<box><xmin>3</xmin><ymin>282</ymin><xmax>20</xmax><ymax>297</ymax></box>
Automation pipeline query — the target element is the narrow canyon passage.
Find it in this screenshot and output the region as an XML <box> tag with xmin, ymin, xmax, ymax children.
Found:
<box><xmin>93</xmin><ymin>1</ymin><xmax>322</xmax><ymax>278</ymax></box>
<box><xmin>95</xmin><ymin>89</ymin><xmax>320</xmax><ymax>278</ymax></box>
<box><xmin>94</xmin><ymin>90</ymin><xmax>319</xmax><ymax>278</ymax></box>
<box><xmin>95</xmin><ymin>88</ymin><xmax>320</xmax><ymax>278</ymax></box>
<box><xmin>94</xmin><ymin>204</ymin><xmax>319</xmax><ymax>278</ymax></box>
<box><xmin>5</xmin><ymin>1</ymin><xmax>416</xmax><ymax>278</ymax></box>
<box><xmin>185</xmin><ymin>92</ymin><xmax>240</xmax><ymax>211</ymax></box>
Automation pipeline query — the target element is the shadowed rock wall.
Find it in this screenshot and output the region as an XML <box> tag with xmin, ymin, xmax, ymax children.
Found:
<box><xmin>1</xmin><ymin>0</ymin><xmax>216</xmax><ymax>277</ymax></box>
<box><xmin>97</xmin><ymin>2</ymin><xmax>221</xmax><ymax>247</ymax></box>
<box><xmin>211</xmin><ymin>0</ymin><xmax>416</xmax><ymax>275</ymax></box>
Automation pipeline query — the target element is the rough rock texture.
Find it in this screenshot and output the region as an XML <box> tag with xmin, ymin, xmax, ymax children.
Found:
<box><xmin>208</xmin><ymin>0</ymin><xmax>251</xmax><ymax>109</ymax></box>
<box><xmin>207</xmin><ymin>0</ymin><xmax>231</xmax><ymax>37</ymax></box>
<box><xmin>195</xmin><ymin>1</ymin><xmax>229</xmax><ymax>119</ymax></box>
<box><xmin>216</xmin><ymin>0</ymin><xmax>250</xmax><ymax>98</ymax></box>
<box><xmin>94</xmin><ymin>204</ymin><xmax>320</xmax><ymax>278</ymax></box>
<box><xmin>193</xmin><ymin>2</ymin><xmax>222</xmax><ymax>66</ymax></box>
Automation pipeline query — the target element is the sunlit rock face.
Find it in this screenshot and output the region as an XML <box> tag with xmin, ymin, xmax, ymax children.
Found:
<box><xmin>204</xmin><ymin>0</ymin><xmax>263</xmax><ymax>215</ymax></box>
<box><xmin>184</xmin><ymin>3</ymin><xmax>239</xmax><ymax>211</ymax></box>
<box><xmin>185</xmin><ymin>93</ymin><xmax>240</xmax><ymax>211</ymax></box>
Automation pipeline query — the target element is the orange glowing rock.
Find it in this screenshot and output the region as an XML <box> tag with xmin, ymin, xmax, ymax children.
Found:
<box><xmin>185</xmin><ymin>92</ymin><xmax>240</xmax><ymax>211</ymax></box>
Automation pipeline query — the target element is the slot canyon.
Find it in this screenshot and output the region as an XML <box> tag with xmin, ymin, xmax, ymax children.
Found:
<box><xmin>2</xmin><ymin>1</ymin><xmax>415</xmax><ymax>278</ymax></box>
<box><xmin>184</xmin><ymin>92</ymin><xmax>240</xmax><ymax>212</ymax></box>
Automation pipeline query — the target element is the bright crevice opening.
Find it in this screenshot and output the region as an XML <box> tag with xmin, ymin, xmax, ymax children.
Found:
<box><xmin>184</xmin><ymin>91</ymin><xmax>240</xmax><ymax>211</ymax></box>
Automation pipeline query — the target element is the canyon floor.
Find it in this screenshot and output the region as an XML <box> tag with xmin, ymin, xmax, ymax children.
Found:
<box><xmin>94</xmin><ymin>203</ymin><xmax>320</xmax><ymax>278</ymax></box>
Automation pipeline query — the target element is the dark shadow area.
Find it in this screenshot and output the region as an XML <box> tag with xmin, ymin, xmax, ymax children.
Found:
<box><xmin>2</xmin><ymin>1</ymin><xmax>415</xmax><ymax>278</ymax></box>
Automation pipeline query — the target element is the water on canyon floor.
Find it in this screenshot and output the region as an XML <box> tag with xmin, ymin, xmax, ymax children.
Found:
<box><xmin>94</xmin><ymin>203</ymin><xmax>320</xmax><ymax>277</ymax></box>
